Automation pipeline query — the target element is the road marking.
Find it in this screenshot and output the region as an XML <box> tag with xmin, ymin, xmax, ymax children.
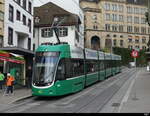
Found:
<box><xmin>118</xmin><ymin>70</ymin><xmax>140</xmax><ymax>113</ymax></box>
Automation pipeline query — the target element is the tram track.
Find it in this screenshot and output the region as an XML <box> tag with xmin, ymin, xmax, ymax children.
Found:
<box><xmin>1</xmin><ymin>68</ymin><xmax>136</xmax><ymax>113</ymax></box>
<box><xmin>74</xmin><ymin>69</ymin><xmax>137</xmax><ymax>113</ymax></box>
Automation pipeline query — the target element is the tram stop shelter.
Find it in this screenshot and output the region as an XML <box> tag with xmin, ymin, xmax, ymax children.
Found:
<box><xmin>0</xmin><ymin>47</ymin><xmax>35</xmax><ymax>88</ymax></box>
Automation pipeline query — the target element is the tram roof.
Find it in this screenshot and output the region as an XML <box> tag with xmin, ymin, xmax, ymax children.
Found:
<box><xmin>70</xmin><ymin>46</ymin><xmax>84</xmax><ymax>59</ymax></box>
<box><xmin>85</xmin><ymin>48</ymin><xmax>98</xmax><ymax>60</ymax></box>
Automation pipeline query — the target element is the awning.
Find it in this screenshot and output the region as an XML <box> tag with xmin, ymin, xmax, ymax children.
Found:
<box><xmin>0</xmin><ymin>47</ymin><xmax>35</xmax><ymax>56</ymax></box>
<box><xmin>0</xmin><ymin>56</ymin><xmax>25</xmax><ymax>64</ymax></box>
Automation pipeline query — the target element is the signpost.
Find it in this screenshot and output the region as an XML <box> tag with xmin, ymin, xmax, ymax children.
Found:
<box><xmin>131</xmin><ymin>50</ymin><xmax>139</xmax><ymax>100</ymax></box>
<box><xmin>131</xmin><ymin>50</ymin><xmax>139</xmax><ymax>67</ymax></box>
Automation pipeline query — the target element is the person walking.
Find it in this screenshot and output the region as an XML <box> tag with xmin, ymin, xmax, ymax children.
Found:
<box><xmin>5</xmin><ymin>73</ymin><xmax>15</xmax><ymax>95</ymax></box>
<box><xmin>0</xmin><ymin>71</ymin><xmax>5</xmax><ymax>91</ymax></box>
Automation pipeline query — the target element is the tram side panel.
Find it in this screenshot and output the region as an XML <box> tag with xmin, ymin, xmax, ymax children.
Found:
<box><xmin>85</xmin><ymin>59</ymin><xmax>99</xmax><ymax>86</ymax></box>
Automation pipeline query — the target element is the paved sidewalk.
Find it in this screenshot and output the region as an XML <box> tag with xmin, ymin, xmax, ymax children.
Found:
<box><xmin>0</xmin><ymin>87</ymin><xmax>32</xmax><ymax>105</ymax></box>
<box><xmin>120</xmin><ymin>68</ymin><xmax>150</xmax><ymax>113</ymax></box>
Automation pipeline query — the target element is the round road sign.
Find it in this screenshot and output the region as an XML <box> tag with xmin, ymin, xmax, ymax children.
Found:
<box><xmin>131</xmin><ymin>50</ymin><xmax>139</xmax><ymax>58</ymax></box>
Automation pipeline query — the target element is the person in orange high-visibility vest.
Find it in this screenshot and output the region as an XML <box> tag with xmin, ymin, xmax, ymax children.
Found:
<box><xmin>6</xmin><ymin>73</ymin><xmax>15</xmax><ymax>95</ymax></box>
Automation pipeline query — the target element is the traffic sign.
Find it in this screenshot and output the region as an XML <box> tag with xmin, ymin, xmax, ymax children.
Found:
<box><xmin>131</xmin><ymin>50</ymin><xmax>139</xmax><ymax>58</ymax></box>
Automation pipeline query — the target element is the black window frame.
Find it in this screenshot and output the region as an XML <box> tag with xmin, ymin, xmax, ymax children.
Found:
<box><xmin>9</xmin><ymin>4</ymin><xmax>14</xmax><ymax>22</ymax></box>
<box><xmin>22</xmin><ymin>0</ymin><xmax>26</xmax><ymax>10</ymax></box>
<box><xmin>28</xmin><ymin>1</ymin><xmax>32</xmax><ymax>14</ymax></box>
<box><xmin>28</xmin><ymin>38</ymin><xmax>31</xmax><ymax>50</ymax></box>
<box><xmin>8</xmin><ymin>27</ymin><xmax>13</xmax><ymax>45</ymax></box>
<box><xmin>28</xmin><ymin>19</ymin><xmax>31</xmax><ymax>33</ymax></box>
<box><xmin>23</xmin><ymin>14</ymin><xmax>26</xmax><ymax>25</ymax></box>
<box><xmin>16</xmin><ymin>10</ymin><xmax>21</xmax><ymax>21</ymax></box>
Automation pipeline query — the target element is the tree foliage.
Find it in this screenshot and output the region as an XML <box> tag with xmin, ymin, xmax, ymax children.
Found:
<box><xmin>113</xmin><ymin>47</ymin><xmax>147</xmax><ymax>66</ymax></box>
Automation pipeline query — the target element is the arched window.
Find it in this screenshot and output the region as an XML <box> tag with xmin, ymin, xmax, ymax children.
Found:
<box><xmin>91</xmin><ymin>36</ymin><xmax>100</xmax><ymax>50</ymax></box>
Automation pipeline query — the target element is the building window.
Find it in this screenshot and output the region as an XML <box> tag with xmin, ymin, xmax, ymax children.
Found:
<box><xmin>141</xmin><ymin>27</ymin><xmax>146</xmax><ymax>34</ymax></box>
<box><xmin>128</xmin><ymin>38</ymin><xmax>132</xmax><ymax>43</ymax></box>
<box><xmin>148</xmin><ymin>28</ymin><xmax>150</xmax><ymax>34</ymax></box>
<box><xmin>135</xmin><ymin>39</ymin><xmax>139</xmax><ymax>43</ymax></box>
<box><xmin>127</xmin><ymin>26</ymin><xmax>132</xmax><ymax>33</ymax></box>
<box><xmin>75</xmin><ymin>31</ymin><xmax>79</xmax><ymax>42</ymax></box>
<box><xmin>142</xmin><ymin>46</ymin><xmax>146</xmax><ymax>50</ymax></box>
<box><xmin>113</xmin><ymin>39</ymin><xmax>117</xmax><ymax>46</ymax></box>
<box><xmin>119</xmin><ymin>15</ymin><xmax>123</xmax><ymax>22</ymax></box>
<box><xmin>134</xmin><ymin>7</ymin><xmax>139</xmax><ymax>14</ymax></box>
<box><xmin>112</xmin><ymin>4</ymin><xmax>117</xmax><ymax>11</ymax></box>
<box><xmin>8</xmin><ymin>27</ymin><xmax>13</xmax><ymax>45</ymax></box>
<box><xmin>105</xmin><ymin>13</ymin><xmax>111</xmax><ymax>21</ymax></box>
<box><xmin>0</xmin><ymin>12</ymin><xmax>4</xmax><ymax>21</ymax></box>
<box><xmin>134</xmin><ymin>17</ymin><xmax>139</xmax><ymax>24</ymax></box>
<box><xmin>16</xmin><ymin>0</ymin><xmax>21</xmax><ymax>5</ymax></box>
<box><xmin>112</xmin><ymin>25</ymin><xmax>118</xmax><ymax>32</ymax></box>
<box><xmin>120</xmin><ymin>40</ymin><xmax>124</xmax><ymax>47</ymax></box>
<box><xmin>41</xmin><ymin>28</ymin><xmax>53</xmax><ymax>38</ymax></box>
<box><xmin>9</xmin><ymin>5</ymin><xmax>14</xmax><ymax>22</ymax></box>
<box><xmin>128</xmin><ymin>45</ymin><xmax>133</xmax><ymax>49</ymax></box>
<box><xmin>127</xmin><ymin>16</ymin><xmax>132</xmax><ymax>23</ymax></box>
<box><xmin>119</xmin><ymin>25</ymin><xmax>124</xmax><ymax>32</ymax></box>
<box><xmin>112</xmin><ymin>14</ymin><xmax>117</xmax><ymax>21</ymax></box>
<box><xmin>33</xmin><ymin>44</ymin><xmax>35</xmax><ymax>51</ymax></box>
<box><xmin>135</xmin><ymin>46</ymin><xmax>140</xmax><ymax>49</ymax></box>
<box><xmin>106</xmin><ymin>34</ymin><xmax>110</xmax><ymax>37</ymax></box>
<box><xmin>104</xmin><ymin>3</ymin><xmax>111</xmax><ymax>11</ymax></box>
<box><xmin>113</xmin><ymin>35</ymin><xmax>117</xmax><ymax>38</ymax></box>
<box><xmin>142</xmin><ymin>37</ymin><xmax>146</xmax><ymax>44</ymax></box>
<box><xmin>16</xmin><ymin>10</ymin><xmax>21</xmax><ymax>21</ymax></box>
<box><xmin>28</xmin><ymin>1</ymin><xmax>32</xmax><ymax>14</ymax></box>
<box><xmin>134</xmin><ymin>27</ymin><xmax>139</xmax><ymax>33</ymax></box>
<box><xmin>58</xmin><ymin>27</ymin><xmax>68</xmax><ymax>37</ymax></box>
<box><xmin>93</xmin><ymin>25</ymin><xmax>98</xmax><ymax>30</ymax></box>
<box><xmin>141</xmin><ymin>18</ymin><xmax>146</xmax><ymax>24</ymax></box>
<box><xmin>23</xmin><ymin>0</ymin><xmax>26</xmax><ymax>10</ymax></box>
<box><xmin>0</xmin><ymin>36</ymin><xmax>3</xmax><ymax>48</ymax></box>
<box><xmin>120</xmin><ymin>35</ymin><xmax>123</xmax><ymax>38</ymax></box>
<box><xmin>92</xmin><ymin>14</ymin><xmax>97</xmax><ymax>20</ymax></box>
<box><xmin>28</xmin><ymin>19</ymin><xmax>31</xmax><ymax>33</ymax></box>
<box><xmin>127</xmin><ymin>7</ymin><xmax>132</xmax><ymax>13</ymax></box>
<box><xmin>118</xmin><ymin>5</ymin><xmax>123</xmax><ymax>12</ymax></box>
<box><xmin>105</xmin><ymin>24</ymin><xmax>111</xmax><ymax>31</ymax></box>
<box><xmin>28</xmin><ymin>38</ymin><xmax>31</xmax><ymax>50</ymax></box>
<box><xmin>23</xmin><ymin>15</ymin><xmax>26</xmax><ymax>25</ymax></box>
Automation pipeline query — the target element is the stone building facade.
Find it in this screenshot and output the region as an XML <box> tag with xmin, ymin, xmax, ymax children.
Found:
<box><xmin>80</xmin><ymin>0</ymin><xmax>149</xmax><ymax>51</ymax></box>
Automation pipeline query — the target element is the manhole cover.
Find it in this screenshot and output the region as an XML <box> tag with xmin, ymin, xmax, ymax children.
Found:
<box><xmin>112</xmin><ymin>103</ymin><xmax>120</xmax><ymax>107</ymax></box>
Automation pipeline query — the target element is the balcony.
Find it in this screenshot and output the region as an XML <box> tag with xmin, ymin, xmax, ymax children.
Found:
<box><xmin>15</xmin><ymin>21</ymin><xmax>29</xmax><ymax>36</ymax></box>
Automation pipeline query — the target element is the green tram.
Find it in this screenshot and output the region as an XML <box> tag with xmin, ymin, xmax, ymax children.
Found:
<box><xmin>32</xmin><ymin>44</ymin><xmax>121</xmax><ymax>96</ymax></box>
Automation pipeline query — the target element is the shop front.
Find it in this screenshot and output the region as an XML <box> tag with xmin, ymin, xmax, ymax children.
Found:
<box><xmin>0</xmin><ymin>50</ymin><xmax>25</xmax><ymax>87</ymax></box>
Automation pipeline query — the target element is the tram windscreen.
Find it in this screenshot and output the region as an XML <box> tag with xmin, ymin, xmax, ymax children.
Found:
<box><xmin>33</xmin><ymin>52</ymin><xmax>59</xmax><ymax>86</ymax></box>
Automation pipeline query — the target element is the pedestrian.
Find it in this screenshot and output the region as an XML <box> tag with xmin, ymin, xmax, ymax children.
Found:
<box><xmin>5</xmin><ymin>73</ymin><xmax>15</xmax><ymax>95</ymax></box>
<box><xmin>0</xmin><ymin>71</ymin><xmax>5</xmax><ymax>91</ymax></box>
<box><xmin>26</xmin><ymin>66</ymin><xmax>32</xmax><ymax>88</ymax></box>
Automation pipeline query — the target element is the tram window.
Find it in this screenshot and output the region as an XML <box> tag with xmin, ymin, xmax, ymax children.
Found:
<box><xmin>72</xmin><ymin>59</ymin><xmax>84</xmax><ymax>77</ymax></box>
<box><xmin>86</xmin><ymin>60</ymin><xmax>98</xmax><ymax>74</ymax></box>
<box><xmin>65</xmin><ymin>59</ymin><xmax>72</xmax><ymax>78</ymax></box>
<box><xmin>56</xmin><ymin>59</ymin><xmax>66</xmax><ymax>81</ymax></box>
<box><xmin>100</xmin><ymin>61</ymin><xmax>104</xmax><ymax>71</ymax></box>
